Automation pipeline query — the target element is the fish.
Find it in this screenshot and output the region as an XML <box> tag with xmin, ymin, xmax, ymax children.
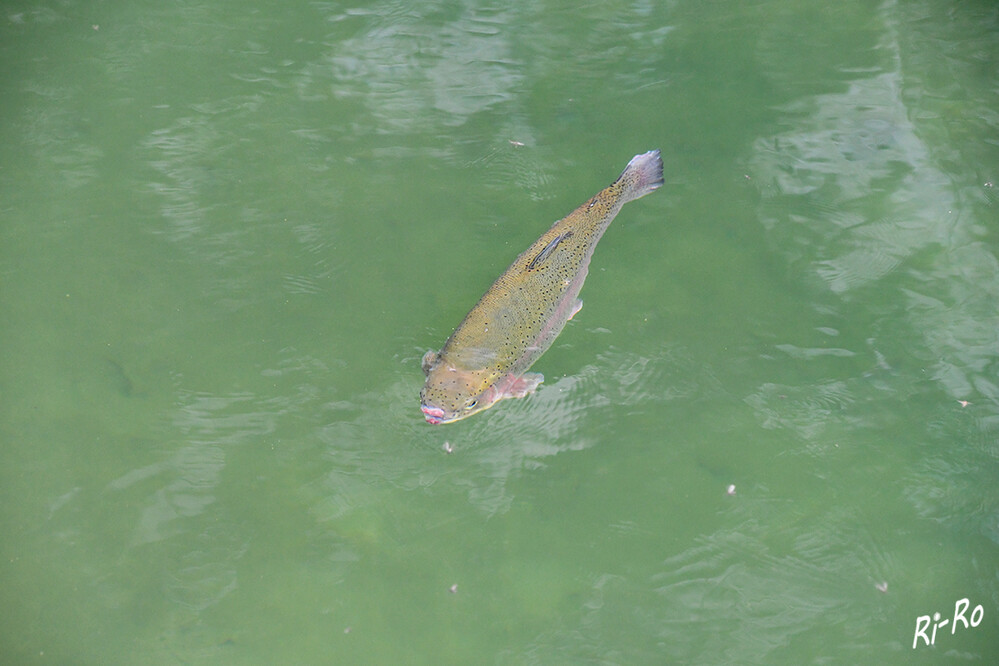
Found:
<box><xmin>420</xmin><ymin>150</ymin><xmax>664</xmax><ymax>425</ymax></box>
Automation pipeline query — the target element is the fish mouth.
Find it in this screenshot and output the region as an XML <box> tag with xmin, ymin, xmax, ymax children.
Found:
<box><xmin>421</xmin><ymin>404</ymin><xmax>447</xmax><ymax>425</ymax></box>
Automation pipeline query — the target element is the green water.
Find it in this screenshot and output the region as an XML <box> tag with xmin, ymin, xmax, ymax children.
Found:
<box><xmin>2</xmin><ymin>0</ymin><xmax>997</xmax><ymax>663</ymax></box>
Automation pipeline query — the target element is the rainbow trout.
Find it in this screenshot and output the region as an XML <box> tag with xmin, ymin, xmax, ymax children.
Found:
<box><xmin>420</xmin><ymin>150</ymin><xmax>664</xmax><ymax>425</ymax></box>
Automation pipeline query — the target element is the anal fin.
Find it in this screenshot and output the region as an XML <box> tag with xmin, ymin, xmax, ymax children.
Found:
<box><xmin>568</xmin><ymin>299</ymin><xmax>583</xmax><ymax>321</ymax></box>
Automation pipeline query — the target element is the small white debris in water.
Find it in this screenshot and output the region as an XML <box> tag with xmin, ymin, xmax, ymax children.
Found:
<box><xmin>875</xmin><ymin>581</ymin><xmax>888</xmax><ymax>593</ymax></box>
<box><xmin>509</xmin><ymin>140</ymin><xmax>525</xmax><ymax>147</ymax></box>
<box><xmin>449</xmin><ymin>584</ymin><xmax>458</xmax><ymax>594</ymax></box>
<box><xmin>442</xmin><ymin>441</ymin><xmax>453</xmax><ymax>454</ymax></box>
<box><xmin>344</xmin><ymin>626</ymin><xmax>352</xmax><ymax>634</ymax></box>
<box><xmin>726</xmin><ymin>484</ymin><xmax>736</xmax><ymax>496</ymax></box>
<box><xmin>958</xmin><ymin>400</ymin><xmax>971</xmax><ymax>408</ymax></box>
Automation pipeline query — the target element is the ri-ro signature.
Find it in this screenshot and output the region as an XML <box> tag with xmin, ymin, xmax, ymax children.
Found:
<box><xmin>912</xmin><ymin>598</ymin><xmax>984</xmax><ymax>649</ymax></box>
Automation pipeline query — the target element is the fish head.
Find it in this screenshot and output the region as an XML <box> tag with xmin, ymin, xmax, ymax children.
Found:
<box><xmin>419</xmin><ymin>351</ymin><xmax>500</xmax><ymax>425</ymax></box>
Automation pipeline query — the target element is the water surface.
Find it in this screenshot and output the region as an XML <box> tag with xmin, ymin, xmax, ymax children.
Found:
<box><xmin>1</xmin><ymin>0</ymin><xmax>997</xmax><ymax>663</ymax></box>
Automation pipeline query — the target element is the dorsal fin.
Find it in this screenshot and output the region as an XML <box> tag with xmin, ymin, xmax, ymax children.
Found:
<box><xmin>527</xmin><ymin>231</ymin><xmax>573</xmax><ymax>270</ymax></box>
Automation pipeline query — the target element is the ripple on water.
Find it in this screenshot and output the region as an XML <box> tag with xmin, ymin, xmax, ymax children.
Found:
<box><xmin>310</xmin><ymin>340</ymin><xmax>696</xmax><ymax>517</ymax></box>
<box><xmin>744</xmin><ymin>381</ymin><xmax>855</xmax><ymax>443</ymax></box>
<box><xmin>647</xmin><ymin>503</ymin><xmax>906</xmax><ymax>660</ymax></box>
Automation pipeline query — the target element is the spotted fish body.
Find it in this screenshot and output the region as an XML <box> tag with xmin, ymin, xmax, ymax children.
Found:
<box><xmin>421</xmin><ymin>150</ymin><xmax>664</xmax><ymax>424</ymax></box>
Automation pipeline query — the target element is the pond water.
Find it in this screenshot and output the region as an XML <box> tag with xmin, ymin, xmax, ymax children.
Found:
<box><xmin>1</xmin><ymin>0</ymin><xmax>997</xmax><ymax>663</ymax></box>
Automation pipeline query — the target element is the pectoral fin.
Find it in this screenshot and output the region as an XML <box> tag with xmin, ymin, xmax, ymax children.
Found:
<box><xmin>500</xmin><ymin>372</ymin><xmax>544</xmax><ymax>400</ymax></box>
<box><xmin>421</xmin><ymin>350</ymin><xmax>439</xmax><ymax>376</ymax></box>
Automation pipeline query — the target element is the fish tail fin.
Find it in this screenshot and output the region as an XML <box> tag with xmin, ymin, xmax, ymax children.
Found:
<box><xmin>616</xmin><ymin>149</ymin><xmax>664</xmax><ymax>202</ymax></box>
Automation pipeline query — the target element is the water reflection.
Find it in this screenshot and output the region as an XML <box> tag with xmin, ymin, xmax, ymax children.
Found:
<box><xmin>310</xmin><ymin>3</ymin><xmax>522</xmax><ymax>133</ymax></box>
<box><xmin>19</xmin><ymin>86</ymin><xmax>103</xmax><ymax>191</ymax></box>
<box><xmin>163</xmin><ymin>524</ymin><xmax>247</xmax><ymax>612</ymax></box>
<box><xmin>749</xmin><ymin>1</ymin><xmax>999</xmax><ymax>408</ymax></box>
<box><xmin>144</xmin><ymin>118</ymin><xmax>233</xmax><ymax>243</ymax></box>
<box><xmin>103</xmin><ymin>390</ymin><xmax>285</xmax><ymax>624</ymax></box>
<box><xmin>751</xmin><ymin>69</ymin><xmax>950</xmax><ymax>294</ymax></box>
<box><xmin>743</xmin><ymin>6</ymin><xmax>999</xmax><ymax>641</ymax></box>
